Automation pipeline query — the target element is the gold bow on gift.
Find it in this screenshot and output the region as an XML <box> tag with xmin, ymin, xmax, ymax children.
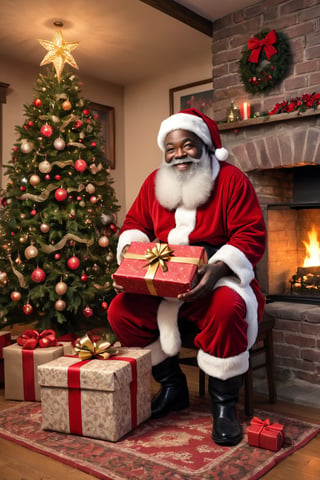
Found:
<box><xmin>144</xmin><ymin>243</ymin><xmax>174</xmax><ymax>273</ymax></box>
<box><xmin>74</xmin><ymin>334</ymin><xmax>118</xmax><ymax>360</ymax></box>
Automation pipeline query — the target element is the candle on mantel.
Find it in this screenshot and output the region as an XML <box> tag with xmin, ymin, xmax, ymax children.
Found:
<box><xmin>240</xmin><ymin>102</ymin><xmax>251</xmax><ymax>120</ymax></box>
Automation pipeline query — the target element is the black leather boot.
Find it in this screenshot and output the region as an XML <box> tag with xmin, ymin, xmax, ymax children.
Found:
<box><xmin>151</xmin><ymin>356</ymin><xmax>189</xmax><ymax>418</ymax></box>
<box><xmin>208</xmin><ymin>375</ymin><xmax>243</xmax><ymax>446</ymax></box>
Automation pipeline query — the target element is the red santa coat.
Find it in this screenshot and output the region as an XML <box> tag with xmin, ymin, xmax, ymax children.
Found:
<box><xmin>115</xmin><ymin>160</ymin><xmax>266</xmax><ymax>378</ymax></box>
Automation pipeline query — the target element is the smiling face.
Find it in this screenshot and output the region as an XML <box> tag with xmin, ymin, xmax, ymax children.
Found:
<box><xmin>164</xmin><ymin>129</ymin><xmax>204</xmax><ymax>173</ymax></box>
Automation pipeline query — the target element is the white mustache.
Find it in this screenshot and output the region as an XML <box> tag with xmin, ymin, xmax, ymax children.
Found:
<box><xmin>168</xmin><ymin>156</ymin><xmax>201</xmax><ymax>167</ymax></box>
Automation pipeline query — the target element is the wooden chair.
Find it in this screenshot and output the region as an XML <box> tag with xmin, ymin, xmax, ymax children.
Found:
<box><xmin>178</xmin><ymin>313</ymin><xmax>277</xmax><ymax>417</ymax></box>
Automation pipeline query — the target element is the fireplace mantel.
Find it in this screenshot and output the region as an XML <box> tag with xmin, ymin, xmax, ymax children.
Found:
<box><xmin>219</xmin><ymin>109</ymin><xmax>320</xmax><ymax>132</ymax></box>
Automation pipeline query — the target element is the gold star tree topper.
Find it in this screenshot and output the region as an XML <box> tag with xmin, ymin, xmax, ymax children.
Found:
<box><xmin>39</xmin><ymin>28</ymin><xmax>79</xmax><ymax>82</ymax></box>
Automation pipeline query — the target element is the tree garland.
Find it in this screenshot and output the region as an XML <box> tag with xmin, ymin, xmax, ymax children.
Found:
<box><xmin>239</xmin><ymin>29</ymin><xmax>291</xmax><ymax>95</ymax></box>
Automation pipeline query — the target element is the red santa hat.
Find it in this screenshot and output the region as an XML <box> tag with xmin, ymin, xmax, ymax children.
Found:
<box><xmin>157</xmin><ymin>107</ymin><xmax>228</xmax><ymax>161</ymax></box>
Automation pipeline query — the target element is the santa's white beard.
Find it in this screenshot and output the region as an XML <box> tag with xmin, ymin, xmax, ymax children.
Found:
<box><xmin>155</xmin><ymin>150</ymin><xmax>213</xmax><ymax>210</ymax></box>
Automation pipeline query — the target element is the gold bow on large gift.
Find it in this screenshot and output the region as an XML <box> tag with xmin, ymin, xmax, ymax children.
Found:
<box><xmin>74</xmin><ymin>334</ymin><xmax>118</xmax><ymax>360</ymax></box>
<box><xmin>124</xmin><ymin>242</ymin><xmax>203</xmax><ymax>296</ymax></box>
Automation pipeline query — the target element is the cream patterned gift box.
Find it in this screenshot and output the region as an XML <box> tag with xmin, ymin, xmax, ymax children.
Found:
<box><xmin>38</xmin><ymin>348</ymin><xmax>152</xmax><ymax>442</ymax></box>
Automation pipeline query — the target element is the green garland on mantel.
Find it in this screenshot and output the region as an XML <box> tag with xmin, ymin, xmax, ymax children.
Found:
<box><xmin>239</xmin><ymin>29</ymin><xmax>291</xmax><ymax>95</ymax></box>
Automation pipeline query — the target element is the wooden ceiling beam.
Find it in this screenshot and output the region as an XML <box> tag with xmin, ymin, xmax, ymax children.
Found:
<box><xmin>139</xmin><ymin>0</ymin><xmax>213</xmax><ymax>37</ymax></box>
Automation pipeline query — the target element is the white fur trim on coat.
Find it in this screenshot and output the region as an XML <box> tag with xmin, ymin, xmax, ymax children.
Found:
<box><xmin>208</xmin><ymin>244</ymin><xmax>254</xmax><ymax>287</ymax></box>
<box><xmin>117</xmin><ymin>229</ymin><xmax>150</xmax><ymax>264</ymax></box>
<box><xmin>157</xmin><ymin>298</ymin><xmax>183</xmax><ymax>356</ymax></box>
<box><xmin>167</xmin><ymin>207</ymin><xmax>197</xmax><ymax>245</ymax></box>
<box><xmin>197</xmin><ymin>348</ymin><xmax>249</xmax><ymax>380</ymax></box>
<box><xmin>144</xmin><ymin>338</ymin><xmax>169</xmax><ymax>366</ymax></box>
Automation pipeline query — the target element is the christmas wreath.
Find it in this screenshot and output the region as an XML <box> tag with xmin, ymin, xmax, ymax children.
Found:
<box><xmin>239</xmin><ymin>29</ymin><xmax>291</xmax><ymax>95</ymax></box>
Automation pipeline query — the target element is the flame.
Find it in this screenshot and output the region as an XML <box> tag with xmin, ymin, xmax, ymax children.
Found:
<box><xmin>303</xmin><ymin>225</ymin><xmax>320</xmax><ymax>267</ymax></box>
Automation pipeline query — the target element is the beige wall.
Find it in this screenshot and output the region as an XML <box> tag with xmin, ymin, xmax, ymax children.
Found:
<box><xmin>123</xmin><ymin>53</ymin><xmax>212</xmax><ymax>215</ymax></box>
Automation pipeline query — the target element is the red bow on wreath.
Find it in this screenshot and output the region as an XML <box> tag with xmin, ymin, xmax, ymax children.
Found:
<box><xmin>17</xmin><ymin>329</ymin><xmax>58</xmax><ymax>349</ymax></box>
<box><xmin>248</xmin><ymin>29</ymin><xmax>277</xmax><ymax>63</ymax></box>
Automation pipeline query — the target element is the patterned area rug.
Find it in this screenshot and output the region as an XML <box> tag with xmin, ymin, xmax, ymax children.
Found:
<box><xmin>0</xmin><ymin>398</ymin><xmax>318</xmax><ymax>480</ymax></box>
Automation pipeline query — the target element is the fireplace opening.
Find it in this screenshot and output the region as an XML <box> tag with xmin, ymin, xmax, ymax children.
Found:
<box><xmin>267</xmin><ymin>205</ymin><xmax>320</xmax><ymax>304</ymax></box>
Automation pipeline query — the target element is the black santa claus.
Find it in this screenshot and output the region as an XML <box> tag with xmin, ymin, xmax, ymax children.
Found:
<box><xmin>109</xmin><ymin>108</ymin><xmax>266</xmax><ymax>446</ymax></box>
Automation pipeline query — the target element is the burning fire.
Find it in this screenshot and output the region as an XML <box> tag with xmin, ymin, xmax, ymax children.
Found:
<box><xmin>303</xmin><ymin>225</ymin><xmax>320</xmax><ymax>267</ymax></box>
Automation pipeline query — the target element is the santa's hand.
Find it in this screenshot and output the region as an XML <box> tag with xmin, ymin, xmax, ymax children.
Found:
<box><xmin>177</xmin><ymin>261</ymin><xmax>232</xmax><ymax>302</ymax></box>
<box><xmin>111</xmin><ymin>275</ymin><xmax>126</xmax><ymax>294</ymax></box>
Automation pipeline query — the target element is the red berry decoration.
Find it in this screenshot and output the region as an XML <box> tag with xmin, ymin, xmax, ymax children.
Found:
<box><xmin>34</xmin><ymin>98</ymin><xmax>42</xmax><ymax>107</ymax></box>
<box><xmin>75</xmin><ymin>120</ymin><xmax>83</xmax><ymax>128</ymax></box>
<box><xmin>31</xmin><ymin>267</ymin><xmax>46</xmax><ymax>283</ymax></box>
<box><xmin>55</xmin><ymin>187</ymin><xmax>67</xmax><ymax>202</ymax></box>
<box><xmin>67</xmin><ymin>256</ymin><xmax>80</xmax><ymax>270</ymax></box>
<box><xmin>40</xmin><ymin>124</ymin><xmax>53</xmax><ymax>137</ymax></box>
<box><xmin>23</xmin><ymin>303</ymin><xmax>33</xmax><ymax>315</ymax></box>
<box><xmin>81</xmin><ymin>273</ymin><xmax>87</xmax><ymax>282</ymax></box>
<box><xmin>74</xmin><ymin>159</ymin><xmax>87</xmax><ymax>172</ymax></box>
<box><xmin>101</xmin><ymin>301</ymin><xmax>108</xmax><ymax>310</ymax></box>
<box><xmin>83</xmin><ymin>305</ymin><xmax>93</xmax><ymax>318</ymax></box>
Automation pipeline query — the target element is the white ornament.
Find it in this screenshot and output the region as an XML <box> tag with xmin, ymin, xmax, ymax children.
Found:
<box><xmin>21</xmin><ymin>142</ymin><xmax>34</xmax><ymax>154</ymax></box>
<box><xmin>39</xmin><ymin>160</ymin><xmax>52</xmax><ymax>174</ymax></box>
<box><xmin>53</xmin><ymin>137</ymin><xmax>66</xmax><ymax>151</ymax></box>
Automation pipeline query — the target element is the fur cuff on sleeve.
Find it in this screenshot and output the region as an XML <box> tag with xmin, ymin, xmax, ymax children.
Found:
<box><xmin>208</xmin><ymin>244</ymin><xmax>254</xmax><ymax>287</ymax></box>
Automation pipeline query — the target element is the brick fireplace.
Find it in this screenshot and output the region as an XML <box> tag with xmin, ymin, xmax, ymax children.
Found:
<box><xmin>210</xmin><ymin>0</ymin><xmax>320</xmax><ymax>386</ymax></box>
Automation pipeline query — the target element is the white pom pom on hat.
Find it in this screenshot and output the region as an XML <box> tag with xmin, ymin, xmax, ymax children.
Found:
<box><xmin>157</xmin><ymin>108</ymin><xmax>228</xmax><ymax>161</ymax></box>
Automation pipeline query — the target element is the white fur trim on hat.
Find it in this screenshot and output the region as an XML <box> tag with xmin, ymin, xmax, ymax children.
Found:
<box><xmin>197</xmin><ymin>349</ymin><xmax>249</xmax><ymax>380</ymax></box>
<box><xmin>157</xmin><ymin>113</ymin><xmax>213</xmax><ymax>151</ymax></box>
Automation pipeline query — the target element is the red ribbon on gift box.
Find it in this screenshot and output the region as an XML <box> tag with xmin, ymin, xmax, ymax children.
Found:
<box><xmin>17</xmin><ymin>329</ymin><xmax>58</xmax><ymax>401</ymax></box>
<box><xmin>0</xmin><ymin>332</ymin><xmax>11</xmax><ymax>356</ymax></box>
<box><xmin>67</xmin><ymin>356</ymin><xmax>138</xmax><ymax>436</ymax></box>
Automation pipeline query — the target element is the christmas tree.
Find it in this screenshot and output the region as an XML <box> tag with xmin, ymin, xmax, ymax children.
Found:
<box><xmin>0</xmin><ymin>62</ymin><xmax>120</xmax><ymax>335</ymax></box>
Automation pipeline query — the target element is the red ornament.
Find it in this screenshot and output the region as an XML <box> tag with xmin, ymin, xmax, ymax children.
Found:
<box><xmin>34</xmin><ymin>98</ymin><xmax>42</xmax><ymax>107</ymax></box>
<box><xmin>101</xmin><ymin>301</ymin><xmax>108</xmax><ymax>310</ymax></box>
<box><xmin>40</xmin><ymin>124</ymin><xmax>53</xmax><ymax>137</ymax></box>
<box><xmin>83</xmin><ymin>109</ymin><xmax>90</xmax><ymax>116</ymax></box>
<box><xmin>55</xmin><ymin>188</ymin><xmax>67</xmax><ymax>202</ymax></box>
<box><xmin>55</xmin><ymin>175</ymin><xmax>62</xmax><ymax>180</ymax></box>
<box><xmin>67</xmin><ymin>256</ymin><xmax>80</xmax><ymax>270</ymax></box>
<box><xmin>109</xmin><ymin>223</ymin><xmax>118</xmax><ymax>234</ymax></box>
<box><xmin>81</xmin><ymin>273</ymin><xmax>87</xmax><ymax>282</ymax></box>
<box><xmin>75</xmin><ymin>120</ymin><xmax>83</xmax><ymax>128</ymax></box>
<box><xmin>74</xmin><ymin>159</ymin><xmax>87</xmax><ymax>172</ymax></box>
<box><xmin>23</xmin><ymin>303</ymin><xmax>33</xmax><ymax>315</ymax></box>
<box><xmin>11</xmin><ymin>291</ymin><xmax>22</xmax><ymax>302</ymax></box>
<box><xmin>28</xmin><ymin>121</ymin><xmax>34</xmax><ymax>127</ymax></box>
<box><xmin>83</xmin><ymin>305</ymin><xmax>93</xmax><ymax>317</ymax></box>
<box><xmin>30</xmin><ymin>209</ymin><xmax>37</xmax><ymax>216</ymax></box>
<box><xmin>54</xmin><ymin>253</ymin><xmax>61</xmax><ymax>260</ymax></box>
<box><xmin>91</xmin><ymin>142</ymin><xmax>97</xmax><ymax>147</ymax></box>
<box><xmin>20</xmin><ymin>186</ymin><xmax>26</xmax><ymax>191</ymax></box>
<box><xmin>31</xmin><ymin>267</ymin><xmax>46</xmax><ymax>283</ymax></box>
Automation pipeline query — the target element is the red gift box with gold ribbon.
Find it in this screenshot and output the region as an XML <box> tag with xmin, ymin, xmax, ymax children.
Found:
<box><xmin>38</xmin><ymin>347</ymin><xmax>151</xmax><ymax>442</ymax></box>
<box><xmin>3</xmin><ymin>329</ymin><xmax>64</xmax><ymax>401</ymax></box>
<box><xmin>0</xmin><ymin>331</ymin><xmax>11</xmax><ymax>386</ymax></box>
<box><xmin>247</xmin><ymin>417</ymin><xmax>285</xmax><ymax>451</ymax></box>
<box><xmin>113</xmin><ymin>241</ymin><xmax>207</xmax><ymax>297</ymax></box>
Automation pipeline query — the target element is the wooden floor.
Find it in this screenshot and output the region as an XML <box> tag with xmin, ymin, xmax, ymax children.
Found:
<box><xmin>0</xmin><ymin>365</ymin><xmax>319</xmax><ymax>480</ymax></box>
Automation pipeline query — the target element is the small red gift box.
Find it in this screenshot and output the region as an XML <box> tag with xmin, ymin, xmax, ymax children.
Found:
<box><xmin>113</xmin><ymin>242</ymin><xmax>207</xmax><ymax>297</ymax></box>
<box><xmin>247</xmin><ymin>417</ymin><xmax>285</xmax><ymax>451</ymax></box>
<box><xmin>0</xmin><ymin>331</ymin><xmax>11</xmax><ymax>386</ymax></box>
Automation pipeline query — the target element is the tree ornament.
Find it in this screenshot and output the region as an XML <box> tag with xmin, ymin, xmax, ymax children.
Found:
<box><xmin>40</xmin><ymin>124</ymin><xmax>53</xmax><ymax>137</ymax></box>
<box><xmin>23</xmin><ymin>303</ymin><xmax>33</xmax><ymax>315</ymax></box>
<box><xmin>106</xmin><ymin>252</ymin><xmax>114</xmax><ymax>262</ymax></box>
<box><xmin>98</xmin><ymin>235</ymin><xmax>109</xmax><ymax>248</ymax></box>
<box><xmin>19</xmin><ymin>234</ymin><xmax>28</xmax><ymax>244</ymax></box>
<box><xmin>21</xmin><ymin>142</ymin><xmax>34</xmax><ymax>154</ymax></box>
<box><xmin>90</xmin><ymin>196</ymin><xmax>97</xmax><ymax>204</ymax></box>
<box><xmin>51</xmin><ymin>115</ymin><xmax>59</xmax><ymax>123</ymax></box>
<box><xmin>31</xmin><ymin>267</ymin><xmax>46</xmax><ymax>283</ymax></box>
<box><xmin>101</xmin><ymin>301</ymin><xmax>108</xmax><ymax>310</ymax></box>
<box><xmin>55</xmin><ymin>174</ymin><xmax>62</xmax><ymax>181</ymax></box>
<box><xmin>55</xmin><ymin>187</ymin><xmax>67</xmax><ymax>202</ymax></box>
<box><xmin>109</xmin><ymin>223</ymin><xmax>118</xmax><ymax>234</ymax></box>
<box><xmin>20</xmin><ymin>186</ymin><xmax>26</xmax><ymax>192</ymax></box>
<box><xmin>30</xmin><ymin>209</ymin><xmax>37</xmax><ymax>216</ymax></box>
<box><xmin>83</xmin><ymin>109</ymin><xmax>90</xmax><ymax>116</ymax></box>
<box><xmin>30</xmin><ymin>174</ymin><xmax>41</xmax><ymax>186</ymax></box>
<box><xmin>74</xmin><ymin>159</ymin><xmax>87</xmax><ymax>172</ymax></box>
<box><xmin>239</xmin><ymin>29</ymin><xmax>291</xmax><ymax>95</ymax></box>
<box><xmin>67</xmin><ymin>256</ymin><xmax>80</xmax><ymax>270</ymax></box>
<box><xmin>34</xmin><ymin>98</ymin><xmax>42</xmax><ymax>107</ymax></box>
<box><xmin>39</xmin><ymin>28</ymin><xmax>79</xmax><ymax>83</ymax></box>
<box><xmin>55</xmin><ymin>281</ymin><xmax>68</xmax><ymax>295</ymax></box>
<box><xmin>0</xmin><ymin>272</ymin><xmax>8</xmax><ymax>286</ymax></box>
<box><xmin>53</xmin><ymin>137</ymin><xmax>66</xmax><ymax>150</ymax></box>
<box><xmin>54</xmin><ymin>253</ymin><xmax>61</xmax><ymax>260</ymax></box>
<box><xmin>40</xmin><ymin>223</ymin><xmax>50</xmax><ymax>233</ymax></box>
<box><xmin>81</xmin><ymin>273</ymin><xmax>87</xmax><ymax>282</ymax></box>
<box><xmin>86</xmin><ymin>183</ymin><xmax>95</xmax><ymax>194</ymax></box>
<box><xmin>83</xmin><ymin>305</ymin><xmax>93</xmax><ymax>317</ymax></box>
<box><xmin>55</xmin><ymin>299</ymin><xmax>66</xmax><ymax>311</ymax></box>
<box><xmin>11</xmin><ymin>291</ymin><xmax>22</xmax><ymax>302</ymax></box>
<box><xmin>39</xmin><ymin>160</ymin><xmax>52</xmax><ymax>173</ymax></box>
<box><xmin>24</xmin><ymin>245</ymin><xmax>38</xmax><ymax>259</ymax></box>
<box><xmin>75</xmin><ymin>120</ymin><xmax>83</xmax><ymax>128</ymax></box>
<box><xmin>62</xmin><ymin>100</ymin><xmax>72</xmax><ymax>111</ymax></box>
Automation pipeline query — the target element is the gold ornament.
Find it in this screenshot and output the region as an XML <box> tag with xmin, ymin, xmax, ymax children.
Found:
<box><xmin>55</xmin><ymin>281</ymin><xmax>68</xmax><ymax>296</ymax></box>
<box><xmin>39</xmin><ymin>28</ymin><xmax>79</xmax><ymax>82</ymax></box>
<box><xmin>55</xmin><ymin>299</ymin><xmax>66</xmax><ymax>311</ymax></box>
<box><xmin>24</xmin><ymin>245</ymin><xmax>38</xmax><ymax>259</ymax></box>
<box><xmin>30</xmin><ymin>174</ymin><xmax>41</xmax><ymax>186</ymax></box>
<box><xmin>0</xmin><ymin>272</ymin><xmax>8</xmax><ymax>286</ymax></box>
<box><xmin>40</xmin><ymin>223</ymin><xmax>50</xmax><ymax>233</ymax></box>
<box><xmin>98</xmin><ymin>235</ymin><xmax>109</xmax><ymax>248</ymax></box>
